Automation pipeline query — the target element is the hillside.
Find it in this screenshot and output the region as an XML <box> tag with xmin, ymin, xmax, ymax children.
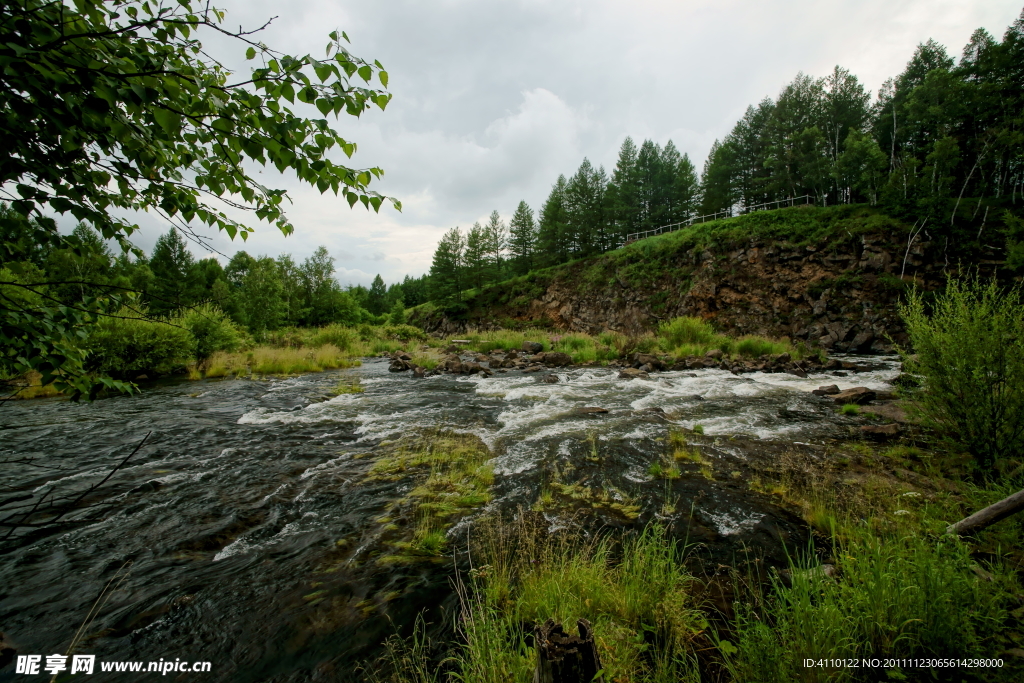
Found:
<box><xmin>410</xmin><ymin>204</ymin><xmax>1008</xmax><ymax>353</ymax></box>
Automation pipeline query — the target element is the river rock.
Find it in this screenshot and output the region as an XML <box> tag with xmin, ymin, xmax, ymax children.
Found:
<box><xmin>860</xmin><ymin>423</ymin><xmax>901</xmax><ymax>439</ymax></box>
<box><xmin>577</xmin><ymin>407</ymin><xmax>609</xmax><ymax>414</ymax></box>
<box><xmin>412</xmin><ymin>366</ymin><xmax>426</xmax><ymax>378</ymax></box>
<box><xmin>705</xmin><ymin>348</ymin><xmax>723</xmax><ymax>360</ymax></box>
<box><xmin>812</xmin><ymin>384</ymin><xmax>841</xmax><ymax>396</ymax></box>
<box><xmin>634</xmin><ymin>353</ymin><xmax>665</xmax><ymax>370</ymax></box>
<box><xmin>772</xmin><ymin>352</ymin><xmax>791</xmax><ymax>365</ymax></box>
<box><xmin>391</xmin><ymin>351</ymin><xmax>412</xmax><ymax>361</ymax></box>
<box><xmin>542</xmin><ymin>352</ymin><xmax>573</xmax><ymax>367</ymax></box>
<box><xmin>832</xmin><ymin>387</ymin><xmax>876</xmax><ymax>404</ymax></box>
<box><xmin>388</xmin><ymin>359</ymin><xmax>410</xmax><ymax>372</ymax></box>
<box><xmin>463</xmin><ymin>362</ymin><xmax>485</xmax><ymax>374</ymax></box>
<box><xmin>475</xmin><ymin>354</ymin><xmax>489</xmax><ymax>362</ymax></box>
<box><xmin>619</xmin><ymin>368</ymin><xmax>650</xmax><ymax>380</ymax></box>
<box><xmin>541</xmin><ymin>373</ymin><xmax>559</xmax><ymax>383</ymax></box>
<box><xmin>522</xmin><ymin>341</ymin><xmax>543</xmax><ymax>354</ymax></box>
<box><xmin>787</xmin><ymin>368</ymin><xmax>808</xmax><ymax>378</ymax></box>
<box><xmin>506</xmin><ymin>350</ymin><xmax>519</xmax><ymax>359</ymax></box>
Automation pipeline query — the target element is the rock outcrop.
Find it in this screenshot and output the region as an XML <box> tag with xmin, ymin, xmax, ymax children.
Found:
<box><xmin>411</xmin><ymin>208</ymin><xmax>1006</xmax><ymax>353</ymax></box>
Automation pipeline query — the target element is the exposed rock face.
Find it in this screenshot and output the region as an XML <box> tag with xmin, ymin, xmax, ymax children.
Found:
<box><xmin>412</xmin><ymin>216</ymin><xmax>1004</xmax><ymax>352</ymax></box>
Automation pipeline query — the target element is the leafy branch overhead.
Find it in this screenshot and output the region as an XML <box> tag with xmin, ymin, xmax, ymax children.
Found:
<box><xmin>0</xmin><ymin>0</ymin><xmax>400</xmax><ymax>251</ymax></box>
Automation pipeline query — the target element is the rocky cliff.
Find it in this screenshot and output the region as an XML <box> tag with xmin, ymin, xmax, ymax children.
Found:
<box><xmin>412</xmin><ymin>206</ymin><xmax>1007</xmax><ymax>353</ymax></box>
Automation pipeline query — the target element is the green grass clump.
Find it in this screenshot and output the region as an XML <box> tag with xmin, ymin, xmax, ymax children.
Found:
<box><xmin>449</xmin><ymin>521</ymin><xmax>704</xmax><ymax>683</ymax></box>
<box><xmin>656</xmin><ymin>316</ymin><xmax>800</xmax><ymax>360</ymax></box>
<box><xmin>722</xmin><ymin>527</ymin><xmax>1009</xmax><ymax>682</ymax></box>
<box><xmin>841</xmin><ymin>403</ymin><xmax>861</xmax><ymax>416</ymax></box>
<box><xmin>367</xmin><ymin>431</ymin><xmax>494</xmax><ymax>563</ymax></box>
<box><xmin>332</xmin><ymin>377</ymin><xmax>364</xmax><ymax>395</ymax></box>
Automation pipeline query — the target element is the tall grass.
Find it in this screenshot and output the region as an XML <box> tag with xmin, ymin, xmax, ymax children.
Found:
<box><xmin>448</xmin><ymin>520</ymin><xmax>703</xmax><ymax>683</ymax></box>
<box><xmin>723</xmin><ymin>527</ymin><xmax>1007</xmax><ymax>682</ymax></box>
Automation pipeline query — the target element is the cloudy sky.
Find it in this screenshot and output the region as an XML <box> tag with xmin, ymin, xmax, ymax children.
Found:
<box><xmin>123</xmin><ymin>0</ymin><xmax>1021</xmax><ymax>286</ymax></box>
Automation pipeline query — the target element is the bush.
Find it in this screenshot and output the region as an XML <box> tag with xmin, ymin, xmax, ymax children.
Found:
<box><xmin>85</xmin><ymin>309</ymin><xmax>193</xmax><ymax>377</ymax></box>
<box><xmin>309</xmin><ymin>324</ymin><xmax>358</xmax><ymax>351</ymax></box>
<box><xmin>658</xmin><ymin>316</ymin><xmax>717</xmax><ymax>347</ymax></box>
<box><xmin>176</xmin><ymin>304</ymin><xmax>241</xmax><ymax>363</ymax></box>
<box><xmin>899</xmin><ymin>277</ymin><xmax>1024</xmax><ymax>472</ymax></box>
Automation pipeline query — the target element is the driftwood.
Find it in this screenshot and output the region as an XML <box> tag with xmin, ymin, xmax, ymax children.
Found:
<box><xmin>947</xmin><ymin>488</ymin><xmax>1024</xmax><ymax>536</ymax></box>
<box><xmin>534</xmin><ymin>618</ymin><xmax>602</xmax><ymax>683</ymax></box>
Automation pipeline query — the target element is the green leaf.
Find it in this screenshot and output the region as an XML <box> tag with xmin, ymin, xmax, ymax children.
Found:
<box><xmin>246</xmin><ymin>46</ymin><xmax>256</xmax><ymax>60</ymax></box>
<box><xmin>315</xmin><ymin>99</ymin><xmax>331</xmax><ymax>116</ymax></box>
<box><xmin>357</xmin><ymin>65</ymin><xmax>372</xmax><ymax>82</ymax></box>
<box><xmin>379</xmin><ymin>70</ymin><xmax>388</xmax><ymax>88</ymax></box>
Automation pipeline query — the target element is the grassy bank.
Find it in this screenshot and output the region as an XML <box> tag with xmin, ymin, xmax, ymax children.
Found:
<box><xmin>369</xmin><ymin>436</ymin><xmax>1024</xmax><ymax>682</ymax></box>
<box><xmin>0</xmin><ymin>315</ymin><xmax>809</xmax><ymax>399</ymax></box>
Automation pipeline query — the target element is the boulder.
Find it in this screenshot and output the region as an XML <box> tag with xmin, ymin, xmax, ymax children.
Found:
<box><xmin>475</xmin><ymin>354</ymin><xmax>490</xmax><ymax>363</ymax></box>
<box><xmin>619</xmin><ymin>368</ymin><xmax>650</xmax><ymax>380</ymax></box>
<box><xmin>833</xmin><ymin>387</ymin><xmax>876</xmax><ymax>405</ymax></box>
<box><xmin>811</xmin><ymin>384</ymin><xmax>841</xmax><ymax>396</ymax></box>
<box><xmin>772</xmin><ymin>352</ymin><xmax>791</xmax><ymax>365</ymax></box>
<box><xmin>860</xmin><ymin>423</ymin><xmax>901</xmax><ymax>439</ymax></box>
<box><xmin>787</xmin><ymin>368</ymin><xmax>808</xmax><ymax>378</ymax></box>
<box><xmin>388</xmin><ymin>359</ymin><xmax>410</xmax><ymax>372</ymax></box>
<box><xmin>577</xmin><ymin>407</ymin><xmax>609</xmax><ymax>414</ymax></box>
<box><xmin>506</xmin><ymin>350</ymin><xmax>519</xmax><ymax>359</ymax></box>
<box><xmin>542</xmin><ymin>352</ymin><xmax>573</xmax><ymax>367</ymax></box>
<box><xmin>849</xmin><ymin>330</ymin><xmax>874</xmax><ymax>352</ymax></box>
<box><xmin>463</xmin><ymin>362</ymin><xmax>485</xmax><ymax>374</ymax></box>
<box><xmin>634</xmin><ymin>353</ymin><xmax>665</xmax><ymax>370</ymax></box>
<box><xmin>541</xmin><ymin>373</ymin><xmax>559</xmax><ymax>384</ymax></box>
<box><xmin>412</xmin><ymin>366</ymin><xmax>426</xmax><ymax>378</ymax></box>
<box><xmin>705</xmin><ymin>348</ymin><xmax>724</xmax><ymax>360</ymax></box>
<box><xmin>522</xmin><ymin>341</ymin><xmax>544</xmax><ymax>354</ymax></box>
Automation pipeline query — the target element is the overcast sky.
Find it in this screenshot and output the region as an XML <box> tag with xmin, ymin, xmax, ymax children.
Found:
<box><xmin>120</xmin><ymin>0</ymin><xmax>1021</xmax><ymax>286</ymax></box>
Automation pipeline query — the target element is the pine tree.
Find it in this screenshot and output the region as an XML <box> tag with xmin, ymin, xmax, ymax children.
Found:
<box><xmin>507</xmin><ymin>200</ymin><xmax>537</xmax><ymax>276</ymax></box>
<box><xmin>483</xmin><ymin>210</ymin><xmax>507</xmax><ymax>284</ymax></box>
<box><xmin>428</xmin><ymin>227</ymin><xmax>465</xmax><ymax>309</ymax></box>
<box><xmin>367</xmin><ymin>274</ymin><xmax>387</xmax><ymax>315</ymax></box>
<box><xmin>608</xmin><ymin>137</ymin><xmax>640</xmax><ymax>242</ymax></box>
<box><xmin>464</xmin><ymin>222</ymin><xmax>487</xmax><ymax>290</ymax></box>
<box><xmin>536</xmin><ymin>176</ymin><xmax>570</xmax><ymax>267</ymax></box>
<box><xmin>148</xmin><ymin>228</ymin><xmax>199</xmax><ymax>313</ymax></box>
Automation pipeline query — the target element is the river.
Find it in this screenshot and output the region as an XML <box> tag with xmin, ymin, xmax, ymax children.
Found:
<box><xmin>0</xmin><ymin>354</ymin><xmax>899</xmax><ymax>681</ymax></box>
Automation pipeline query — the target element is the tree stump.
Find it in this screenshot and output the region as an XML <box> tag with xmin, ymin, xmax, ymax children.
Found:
<box><xmin>534</xmin><ymin>618</ymin><xmax>603</xmax><ymax>683</ymax></box>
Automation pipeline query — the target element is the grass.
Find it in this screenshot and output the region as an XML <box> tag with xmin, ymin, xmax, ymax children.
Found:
<box><xmin>332</xmin><ymin>377</ymin><xmax>364</xmax><ymax>395</ymax></box>
<box><xmin>446</xmin><ymin>519</ymin><xmax>705</xmax><ymax>683</ymax></box>
<box><xmin>199</xmin><ymin>344</ymin><xmax>361</xmax><ymax>379</ymax></box>
<box><xmin>366</xmin><ymin>430</ymin><xmax>494</xmax><ymax>563</ymax></box>
<box><xmin>840</xmin><ymin>403</ymin><xmax>861</xmax><ymax>416</ymax></box>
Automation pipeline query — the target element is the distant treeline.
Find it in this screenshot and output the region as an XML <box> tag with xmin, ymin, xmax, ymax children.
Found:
<box><xmin>428</xmin><ymin>14</ymin><xmax>1024</xmax><ymax>311</ymax></box>
<box><xmin>0</xmin><ymin>205</ymin><xmax>430</xmax><ymax>334</ymax></box>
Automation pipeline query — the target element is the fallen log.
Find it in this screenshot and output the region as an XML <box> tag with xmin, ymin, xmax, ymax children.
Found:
<box><xmin>534</xmin><ymin>618</ymin><xmax>602</xmax><ymax>683</ymax></box>
<box><xmin>947</xmin><ymin>488</ymin><xmax>1024</xmax><ymax>536</ymax></box>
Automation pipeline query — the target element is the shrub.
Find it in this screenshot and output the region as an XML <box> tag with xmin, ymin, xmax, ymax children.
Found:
<box><xmin>85</xmin><ymin>308</ymin><xmax>193</xmax><ymax>377</ymax></box>
<box><xmin>899</xmin><ymin>277</ymin><xmax>1024</xmax><ymax>472</ymax></box>
<box><xmin>309</xmin><ymin>324</ymin><xmax>358</xmax><ymax>351</ymax></box>
<box><xmin>176</xmin><ymin>304</ymin><xmax>241</xmax><ymax>363</ymax></box>
<box><xmin>658</xmin><ymin>316</ymin><xmax>717</xmax><ymax>347</ymax></box>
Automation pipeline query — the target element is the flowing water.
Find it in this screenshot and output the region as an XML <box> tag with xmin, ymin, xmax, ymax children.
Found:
<box><xmin>0</xmin><ymin>355</ymin><xmax>899</xmax><ymax>681</ymax></box>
